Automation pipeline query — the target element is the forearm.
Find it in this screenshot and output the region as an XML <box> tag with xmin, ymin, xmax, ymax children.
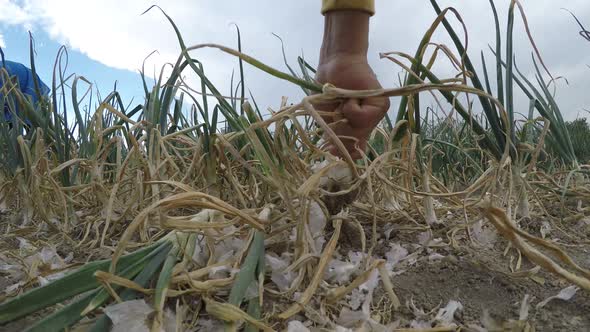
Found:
<box><xmin>315</xmin><ymin>1</ymin><xmax>387</xmax><ymax>160</ymax></box>
<box><xmin>319</xmin><ymin>11</ymin><xmax>370</xmax><ymax>64</ymax></box>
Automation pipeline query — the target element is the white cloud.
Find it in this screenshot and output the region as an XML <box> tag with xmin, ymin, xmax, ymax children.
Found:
<box><xmin>0</xmin><ymin>0</ymin><xmax>320</xmax><ymax>111</ymax></box>
<box><xmin>0</xmin><ymin>0</ymin><xmax>33</xmax><ymax>27</ymax></box>
<box><xmin>0</xmin><ymin>33</ymin><xmax>5</xmax><ymax>48</ymax></box>
<box><xmin>0</xmin><ymin>0</ymin><xmax>589</xmax><ymax>119</ymax></box>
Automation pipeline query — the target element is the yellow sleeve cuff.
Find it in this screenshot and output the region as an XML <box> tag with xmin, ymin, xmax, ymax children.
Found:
<box><xmin>322</xmin><ymin>0</ymin><xmax>375</xmax><ymax>16</ymax></box>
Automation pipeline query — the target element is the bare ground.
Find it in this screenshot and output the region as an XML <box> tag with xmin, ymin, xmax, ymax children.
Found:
<box><xmin>1</xmin><ymin>206</ymin><xmax>589</xmax><ymax>331</ymax></box>
<box><xmin>390</xmin><ymin>250</ymin><xmax>590</xmax><ymax>331</ymax></box>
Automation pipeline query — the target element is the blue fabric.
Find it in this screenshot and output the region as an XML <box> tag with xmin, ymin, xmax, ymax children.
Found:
<box><xmin>1</xmin><ymin>60</ymin><xmax>50</xmax><ymax>122</ymax></box>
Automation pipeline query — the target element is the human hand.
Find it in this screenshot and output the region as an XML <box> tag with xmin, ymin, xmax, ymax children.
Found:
<box><xmin>315</xmin><ymin>11</ymin><xmax>389</xmax><ymax>160</ymax></box>
<box><xmin>315</xmin><ymin>56</ymin><xmax>389</xmax><ymax>159</ymax></box>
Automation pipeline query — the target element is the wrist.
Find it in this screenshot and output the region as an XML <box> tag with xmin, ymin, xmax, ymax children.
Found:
<box><xmin>319</xmin><ymin>10</ymin><xmax>370</xmax><ymax>65</ymax></box>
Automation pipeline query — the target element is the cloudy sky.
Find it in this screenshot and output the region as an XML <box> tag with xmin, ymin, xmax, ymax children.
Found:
<box><xmin>1</xmin><ymin>0</ymin><xmax>589</xmax><ymax>121</ymax></box>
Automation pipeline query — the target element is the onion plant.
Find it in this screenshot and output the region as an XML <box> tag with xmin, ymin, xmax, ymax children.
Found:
<box><xmin>1</xmin><ymin>2</ymin><xmax>588</xmax><ymax>331</ymax></box>
<box><xmin>390</xmin><ymin>0</ymin><xmax>579</xmax><ymax>219</ymax></box>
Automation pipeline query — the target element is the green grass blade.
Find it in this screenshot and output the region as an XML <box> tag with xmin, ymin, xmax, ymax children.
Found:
<box><xmin>252</xmin><ymin>234</ymin><xmax>266</xmax><ymax>321</ymax></box>
<box><xmin>0</xmin><ymin>241</ymin><xmax>164</xmax><ymax>324</ymax></box>
<box><xmin>424</xmin><ymin>138</ymin><xmax>484</xmax><ymax>174</ymax></box>
<box><xmin>273</xmin><ymin>34</ymin><xmax>300</xmax><ymax>79</ymax></box>
<box><xmin>186</xmin><ymin>43</ymin><xmax>322</xmax><ymax>94</ymax></box>
<box><xmin>396</xmin><ymin>53</ymin><xmax>502</xmax><ymax>159</ymax></box>
<box><xmin>27</xmin><ymin>33</ymin><xmax>45</xmax><ymax>107</ymax></box>
<box><xmin>150</xmin><ymin>243</ymin><xmax>180</xmax><ymax>330</ymax></box>
<box><xmin>480</xmin><ymin>52</ymin><xmax>498</xmax><ymax>117</ymax></box>
<box><xmin>88</xmin><ymin>242</ymin><xmax>172</xmax><ymax>332</ymax></box>
<box><xmin>82</xmin><ymin>241</ymin><xmax>172</xmax><ymax>316</ymax></box>
<box><xmin>153</xmin><ymin>245</ymin><xmax>178</xmax><ymax>311</ymax></box>
<box><xmin>395</xmin><ymin>10</ymin><xmax>439</xmax><ymax>127</ymax></box>
<box><xmin>488</xmin><ymin>0</ymin><xmax>505</xmax><ymax>106</ymax></box>
<box><xmin>505</xmin><ymin>0</ymin><xmax>517</xmax><ymax>143</ymax></box>
<box><xmin>298</xmin><ymin>56</ymin><xmax>317</xmax><ymax>77</ymax></box>
<box><xmin>24</xmin><ymin>289</ymin><xmax>100</xmax><ymax>332</ymax></box>
<box><xmin>244</xmin><ymin>297</ymin><xmax>262</xmax><ymax>332</ymax></box>
<box><xmin>228</xmin><ymin>231</ymin><xmax>265</xmax><ymax>307</ymax></box>
<box><xmin>248</xmin><ymin>91</ymin><xmax>264</xmax><ymax>121</ymax></box>
<box><xmin>232</xmin><ymin>24</ymin><xmax>246</xmax><ymax>115</ymax></box>
<box><xmin>143</xmin><ymin>6</ymin><xmax>244</xmax><ymax>133</ymax></box>
<box><xmin>429</xmin><ymin>0</ymin><xmax>507</xmax><ymax>152</ymax></box>
<box><xmin>71</xmin><ymin>75</ymin><xmax>92</xmax><ymax>157</ymax></box>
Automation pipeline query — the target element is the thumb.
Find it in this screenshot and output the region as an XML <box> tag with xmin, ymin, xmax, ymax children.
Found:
<box><xmin>338</xmin><ymin>98</ymin><xmax>362</xmax><ymax>127</ymax></box>
<box><xmin>340</xmin><ymin>98</ymin><xmax>384</xmax><ymax>129</ymax></box>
